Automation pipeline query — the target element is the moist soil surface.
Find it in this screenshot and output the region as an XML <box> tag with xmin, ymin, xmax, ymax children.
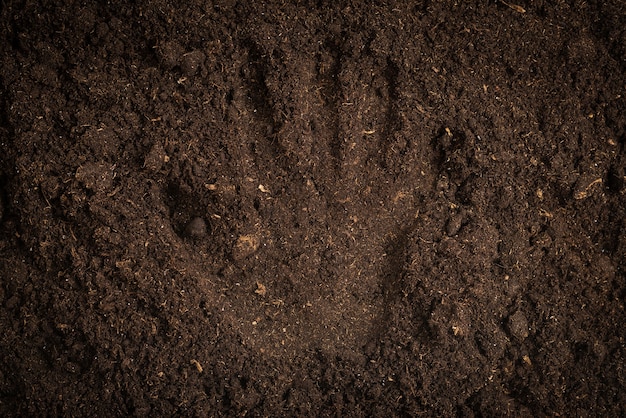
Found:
<box><xmin>1</xmin><ymin>1</ymin><xmax>625</xmax><ymax>416</ymax></box>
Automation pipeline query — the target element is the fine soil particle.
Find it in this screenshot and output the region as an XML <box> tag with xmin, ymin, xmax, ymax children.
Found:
<box><xmin>1</xmin><ymin>1</ymin><xmax>625</xmax><ymax>417</ymax></box>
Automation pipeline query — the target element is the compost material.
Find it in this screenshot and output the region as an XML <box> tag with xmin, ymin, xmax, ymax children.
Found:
<box><xmin>1</xmin><ymin>1</ymin><xmax>625</xmax><ymax>416</ymax></box>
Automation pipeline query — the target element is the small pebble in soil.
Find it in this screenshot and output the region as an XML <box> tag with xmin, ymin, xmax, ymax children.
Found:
<box><xmin>184</xmin><ymin>217</ymin><xmax>207</xmax><ymax>238</ymax></box>
<box><xmin>507</xmin><ymin>310</ymin><xmax>529</xmax><ymax>341</ymax></box>
<box><xmin>446</xmin><ymin>213</ymin><xmax>464</xmax><ymax>236</ymax></box>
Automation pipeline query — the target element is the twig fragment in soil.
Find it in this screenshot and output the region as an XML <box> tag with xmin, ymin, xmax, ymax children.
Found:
<box><xmin>190</xmin><ymin>359</ymin><xmax>203</xmax><ymax>373</ymax></box>
<box><xmin>500</xmin><ymin>0</ymin><xmax>526</xmax><ymax>13</ymax></box>
<box><xmin>573</xmin><ymin>178</ymin><xmax>603</xmax><ymax>200</ymax></box>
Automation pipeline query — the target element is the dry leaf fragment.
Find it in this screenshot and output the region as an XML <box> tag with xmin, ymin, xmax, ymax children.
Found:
<box><xmin>255</xmin><ymin>281</ymin><xmax>267</xmax><ymax>296</ymax></box>
<box><xmin>232</xmin><ymin>234</ymin><xmax>261</xmax><ymax>260</ymax></box>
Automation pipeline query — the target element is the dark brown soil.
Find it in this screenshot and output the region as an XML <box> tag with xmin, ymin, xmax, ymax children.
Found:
<box><xmin>1</xmin><ymin>1</ymin><xmax>625</xmax><ymax>416</ymax></box>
